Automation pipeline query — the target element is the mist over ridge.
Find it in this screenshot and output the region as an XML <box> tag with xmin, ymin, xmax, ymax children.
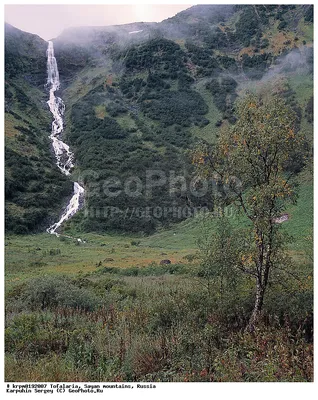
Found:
<box><xmin>5</xmin><ymin>4</ymin><xmax>313</xmax><ymax>234</ymax></box>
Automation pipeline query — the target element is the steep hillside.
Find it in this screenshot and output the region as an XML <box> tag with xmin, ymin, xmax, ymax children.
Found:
<box><xmin>51</xmin><ymin>4</ymin><xmax>313</xmax><ymax>235</ymax></box>
<box><xmin>5</xmin><ymin>4</ymin><xmax>313</xmax><ymax>234</ymax></box>
<box><xmin>5</xmin><ymin>24</ymin><xmax>72</xmax><ymax>233</ymax></box>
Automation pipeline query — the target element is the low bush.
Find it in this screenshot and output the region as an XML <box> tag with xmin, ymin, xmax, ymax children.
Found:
<box><xmin>5</xmin><ymin>270</ymin><xmax>313</xmax><ymax>381</ymax></box>
<box><xmin>19</xmin><ymin>275</ymin><xmax>99</xmax><ymax>311</ymax></box>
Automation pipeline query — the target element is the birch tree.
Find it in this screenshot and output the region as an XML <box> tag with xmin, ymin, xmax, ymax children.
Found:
<box><xmin>193</xmin><ymin>93</ymin><xmax>305</xmax><ymax>329</ymax></box>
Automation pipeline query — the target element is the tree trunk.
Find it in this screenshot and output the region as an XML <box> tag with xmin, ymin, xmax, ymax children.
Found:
<box><xmin>247</xmin><ymin>281</ymin><xmax>265</xmax><ymax>331</ymax></box>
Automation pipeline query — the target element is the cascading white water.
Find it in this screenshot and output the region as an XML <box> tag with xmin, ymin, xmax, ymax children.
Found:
<box><xmin>46</xmin><ymin>41</ymin><xmax>85</xmax><ymax>236</ymax></box>
<box><xmin>47</xmin><ymin>182</ymin><xmax>84</xmax><ymax>234</ymax></box>
<box><xmin>46</xmin><ymin>41</ymin><xmax>74</xmax><ymax>175</ymax></box>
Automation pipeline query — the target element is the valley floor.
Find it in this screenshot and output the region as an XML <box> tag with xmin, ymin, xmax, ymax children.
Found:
<box><xmin>5</xmin><ymin>176</ymin><xmax>313</xmax><ymax>382</ymax></box>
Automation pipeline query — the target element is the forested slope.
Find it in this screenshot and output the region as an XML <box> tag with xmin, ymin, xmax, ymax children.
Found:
<box><xmin>5</xmin><ymin>4</ymin><xmax>313</xmax><ymax>234</ymax></box>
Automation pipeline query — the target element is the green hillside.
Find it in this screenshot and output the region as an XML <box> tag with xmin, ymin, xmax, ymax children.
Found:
<box><xmin>5</xmin><ymin>5</ymin><xmax>313</xmax><ymax>235</ymax></box>
<box><xmin>4</xmin><ymin>5</ymin><xmax>313</xmax><ymax>383</ymax></box>
<box><xmin>50</xmin><ymin>4</ymin><xmax>313</xmax><ymax>234</ymax></box>
<box><xmin>5</xmin><ymin>24</ymin><xmax>72</xmax><ymax>233</ymax></box>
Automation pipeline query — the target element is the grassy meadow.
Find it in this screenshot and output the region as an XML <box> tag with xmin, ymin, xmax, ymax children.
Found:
<box><xmin>5</xmin><ymin>172</ymin><xmax>313</xmax><ymax>382</ymax></box>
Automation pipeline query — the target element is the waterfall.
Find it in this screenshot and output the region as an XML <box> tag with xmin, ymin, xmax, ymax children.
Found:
<box><xmin>46</xmin><ymin>41</ymin><xmax>85</xmax><ymax>236</ymax></box>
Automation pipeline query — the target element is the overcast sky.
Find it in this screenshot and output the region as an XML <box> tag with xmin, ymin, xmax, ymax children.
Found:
<box><xmin>5</xmin><ymin>4</ymin><xmax>193</xmax><ymax>41</ymax></box>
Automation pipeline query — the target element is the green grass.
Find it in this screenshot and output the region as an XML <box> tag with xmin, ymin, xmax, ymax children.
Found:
<box><xmin>284</xmin><ymin>170</ymin><xmax>313</xmax><ymax>247</ymax></box>
<box><xmin>5</xmin><ymin>229</ymin><xmax>197</xmax><ymax>289</ymax></box>
<box><xmin>287</xmin><ymin>71</ymin><xmax>313</xmax><ymax>142</ymax></box>
<box><xmin>191</xmin><ymin>79</ymin><xmax>222</xmax><ymax>143</ymax></box>
<box><xmin>288</xmin><ymin>73</ymin><xmax>312</xmax><ymax>108</ymax></box>
<box><xmin>5</xmin><ymin>171</ymin><xmax>312</xmax><ymax>290</ymax></box>
<box><xmin>296</xmin><ymin>17</ymin><xmax>313</xmax><ymax>43</ymax></box>
<box><xmin>63</xmin><ymin>64</ymin><xmax>112</xmax><ymax>105</ymax></box>
<box><xmin>5</xmin><ymin>113</ymin><xmax>44</xmax><ymax>158</ymax></box>
<box><xmin>115</xmin><ymin>114</ymin><xmax>138</xmax><ymax>131</ymax></box>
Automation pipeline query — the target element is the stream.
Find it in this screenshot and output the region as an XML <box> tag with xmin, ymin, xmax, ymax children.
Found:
<box><xmin>46</xmin><ymin>41</ymin><xmax>85</xmax><ymax>236</ymax></box>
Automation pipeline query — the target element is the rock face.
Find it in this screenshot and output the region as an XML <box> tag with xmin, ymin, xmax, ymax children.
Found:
<box><xmin>160</xmin><ymin>259</ymin><xmax>171</xmax><ymax>265</ymax></box>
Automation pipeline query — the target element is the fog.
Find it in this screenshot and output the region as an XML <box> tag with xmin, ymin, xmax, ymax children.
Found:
<box><xmin>4</xmin><ymin>4</ymin><xmax>192</xmax><ymax>41</ymax></box>
<box><xmin>262</xmin><ymin>46</ymin><xmax>313</xmax><ymax>82</ymax></box>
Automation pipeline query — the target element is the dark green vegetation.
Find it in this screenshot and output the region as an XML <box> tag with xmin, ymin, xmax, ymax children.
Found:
<box><xmin>5</xmin><ymin>4</ymin><xmax>313</xmax><ymax>235</ymax></box>
<box><xmin>206</xmin><ymin>76</ymin><xmax>237</xmax><ymax>123</ymax></box>
<box><xmin>67</xmin><ymin>80</ymin><xmax>210</xmax><ymax>233</ymax></box>
<box><xmin>5</xmin><ymin>4</ymin><xmax>313</xmax><ymax>383</ymax></box>
<box><xmin>5</xmin><ymin>24</ymin><xmax>73</xmax><ymax>233</ymax></box>
<box><xmin>5</xmin><ymin>23</ymin><xmax>47</xmax><ymax>86</ymax></box>
<box><xmin>51</xmin><ymin>4</ymin><xmax>312</xmax><ymax>234</ymax></box>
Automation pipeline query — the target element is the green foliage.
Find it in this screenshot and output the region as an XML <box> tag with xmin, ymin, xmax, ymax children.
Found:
<box><xmin>278</xmin><ymin>20</ymin><xmax>287</xmax><ymax>31</ymax></box>
<box><xmin>198</xmin><ymin>215</ymin><xmax>241</xmax><ymax>295</ymax></box>
<box><xmin>203</xmin><ymin>27</ymin><xmax>229</xmax><ymax>50</ymax></box>
<box><xmin>5</xmin><ymin>271</ymin><xmax>313</xmax><ymax>381</ymax></box>
<box><xmin>5</xmin><ymin>23</ymin><xmax>47</xmax><ymax>86</ymax></box>
<box><xmin>304</xmin><ymin>6</ymin><xmax>313</xmax><ymax>23</ymax></box>
<box><xmin>185</xmin><ymin>41</ymin><xmax>221</xmax><ymax>76</ymax></box>
<box><xmin>206</xmin><ymin>76</ymin><xmax>237</xmax><ymax>122</ymax></box>
<box><xmin>5</xmin><ymin>144</ymin><xmax>72</xmax><ymax>233</ymax></box>
<box><xmin>305</xmin><ymin>96</ymin><xmax>313</xmax><ymax>123</ymax></box>
<box><xmin>193</xmin><ymin>93</ymin><xmax>307</xmax><ymax>327</ymax></box>
<box><xmin>217</xmin><ymin>55</ymin><xmax>238</xmax><ymax>73</ymax></box>
<box><xmin>241</xmin><ymin>53</ymin><xmax>272</xmax><ymax>79</ymax></box>
<box><xmin>125</xmin><ymin>38</ymin><xmax>185</xmax><ymax>74</ymax></box>
<box><xmin>260</xmin><ymin>38</ymin><xmax>270</xmax><ymax>49</ymax></box>
<box><xmin>235</xmin><ymin>6</ymin><xmax>261</xmax><ymax>47</ymax></box>
<box><xmin>17</xmin><ymin>275</ymin><xmax>99</xmax><ymax>311</ymax></box>
<box><xmin>119</xmin><ymin>77</ymin><xmax>147</xmax><ymax>100</ymax></box>
<box><xmin>65</xmin><ymin>67</ymin><xmax>213</xmax><ymax>233</ymax></box>
<box><xmin>96</xmin><ymin>263</ymin><xmax>189</xmax><ymax>277</ymax></box>
<box><xmin>141</xmin><ymin>89</ymin><xmax>208</xmax><ymax>127</ymax></box>
<box><xmin>106</xmin><ymin>101</ymin><xmax>127</xmax><ymax>117</ymax></box>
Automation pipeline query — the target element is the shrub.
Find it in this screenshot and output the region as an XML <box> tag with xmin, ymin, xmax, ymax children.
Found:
<box><xmin>22</xmin><ymin>276</ymin><xmax>99</xmax><ymax>311</ymax></box>
<box><xmin>278</xmin><ymin>20</ymin><xmax>287</xmax><ymax>30</ymax></box>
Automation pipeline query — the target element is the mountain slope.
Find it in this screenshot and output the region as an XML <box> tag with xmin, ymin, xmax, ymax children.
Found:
<box><xmin>5</xmin><ymin>24</ymin><xmax>72</xmax><ymax>233</ymax></box>
<box><xmin>51</xmin><ymin>4</ymin><xmax>312</xmax><ymax>234</ymax></box>
<box><xmin>5</xmin><ymin>5</ymin><xmax>313</xmax><ymax>234</ymax></box>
